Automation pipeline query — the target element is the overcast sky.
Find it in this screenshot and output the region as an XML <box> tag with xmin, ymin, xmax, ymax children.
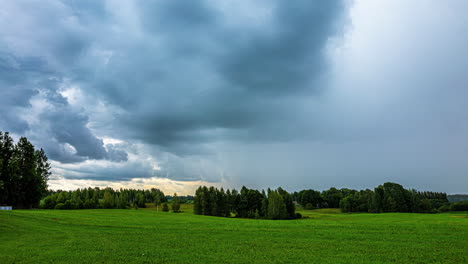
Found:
<box><xmin>1</xmin><ymin>0</ymin><xmax>467</xmax><ymax>194</ymax></box>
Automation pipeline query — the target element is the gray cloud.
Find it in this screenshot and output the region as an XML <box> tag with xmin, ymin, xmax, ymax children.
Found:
<box><xmin>0</xmin><ymin>49</ymin><xmax>127</xmax><ymax>164</ymax></box>
<box><xmin>52</xmin><ymin>159</ymin><xmax>153</xmax><ymax>181</ymax></box>
<box><xmin>1</xmin><ymin>0</ymin><xmax>467</xmax><ymax>193</ymax></box>
<box><xmin>77</xmin><ymin>0</ymin><xmax>348</xmax><ymax>151</ymax></box>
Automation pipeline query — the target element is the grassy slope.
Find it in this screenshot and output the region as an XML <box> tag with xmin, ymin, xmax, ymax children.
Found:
<box><xmin>0</xmin><ymin>205</ymin><xmax>467</xmax><ymax>264</ymax></box>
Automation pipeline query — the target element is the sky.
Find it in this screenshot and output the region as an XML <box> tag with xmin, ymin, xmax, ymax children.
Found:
<box><xmin>1</xmin><ymin>0</ymin><xmax>467</xmax><ymax>194</ymax></box>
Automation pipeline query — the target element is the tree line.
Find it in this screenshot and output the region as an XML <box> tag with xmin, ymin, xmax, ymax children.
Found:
<box><xmin>194</xmin><ymin>186</ymin><xmax>300</xmax><ymax>220</ymax></box>
<box><xmin>293</xmin><ymin>182</ymin><xmax>456</xmax><ymax>213</ymax></box>
<box><xmin>41</xmin><ymin>188</ymin><xmax>165</xmax><ymax>209</ymax></box>
<box><xmin>195</xmin><ymin>182</ymin><xmax>466</xmax><ymax>219</ymax></box>
<box><xmin>36</xmin><ymin>183</ymin><xmax>468</xmax><ymax>214</ymax></box>
<box><xmin>40</xmin><ymin>188</ymin><xmax>188</xmax><ymax>212</ymax></box>
<box><xmin>0</xmin><ymin>131</ymin><xmax>50</xmax><ymax>208</ymax></box>
<box><xmin>2</xmin><ymin>131</ymin><xmax>466</xmax><ymax>214</ymax></box>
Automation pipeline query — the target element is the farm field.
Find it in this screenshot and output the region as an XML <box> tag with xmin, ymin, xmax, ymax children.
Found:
<box><xmin>1</xmin><ymin>206</ymin><xmax>467</xmax><ymax>264</ymax></box>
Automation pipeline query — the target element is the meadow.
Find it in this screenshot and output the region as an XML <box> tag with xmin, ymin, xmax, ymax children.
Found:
<box><xmin>1</xmin><ymin>205</ymin><xmax>467</xmax><ymax>264</ymax></box>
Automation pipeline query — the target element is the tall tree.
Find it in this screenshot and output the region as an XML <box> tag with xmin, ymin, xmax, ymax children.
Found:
<box><xmin>267</xmin><ymin>190</ymin><xmax>287</xmax><ymax>220</ymax></box>
<box><xmin>172</xmin><ymin>193</ymin><xmax>181</xmax><ymax>213</ymax></box>
<box><xmin>154</xmin><ymin>191</ymin><xmax>162</xmax><ymax>211</ymax></box>
<box><xmin>0</xmin><ymin>132</ymin><xmax>15</xmax><ymax>205</ymax></box>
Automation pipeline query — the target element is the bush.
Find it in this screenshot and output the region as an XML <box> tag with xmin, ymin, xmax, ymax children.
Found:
<box><xmin>40</xmin><ymin>196</ymin><xmax>56</xmax><ymax>209</ymax></box>
<box><xmin>295</xmin><ymin>213</ymin><xmax>303</xmax><ymax>219</ymax></box>
<box><xmin>162</xmin><ymin>203</ymin><xmax>169</xmax><ymax>212</ymax></box>
<box><xmin>304</xmin><ymin>203</ymin><xmax>315</xmax><ymax>210</ymax></box>
<box><xmin>439</xmin><ymin>204</ymin><xmax>451</xmax><ymax>212</ymax></box>
<box><xmin>54</xmin><ymin>203</ymin><xmax>65</xmax><ymax>210</ymax></box>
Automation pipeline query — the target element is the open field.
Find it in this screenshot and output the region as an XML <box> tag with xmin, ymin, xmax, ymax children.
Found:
<box><xmin>1</xmin><ymin>206</ymin><xmax>467</xmax><ymax>264</ymax></box>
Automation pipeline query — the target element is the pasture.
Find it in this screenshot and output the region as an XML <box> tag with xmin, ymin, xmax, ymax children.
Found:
<box><xmin>1</xmin><ymin>206</ymin><xmax>467</xmax><ymax>263</ymax></box>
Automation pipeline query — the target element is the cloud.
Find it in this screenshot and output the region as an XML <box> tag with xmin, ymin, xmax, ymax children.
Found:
<box><xmin>66</xmin><ymin>0</ymin><xmax>349</xmax><ymax>151</ymax></box>
<box><xmin>1</xmin><ymin>0</ymin><xmax>467</xmax><ymax>193</ymax></box>
<box><xmin>1</xmin><ymin>0</ymin><xmax>348</xmax><ymax>159</ymax></box>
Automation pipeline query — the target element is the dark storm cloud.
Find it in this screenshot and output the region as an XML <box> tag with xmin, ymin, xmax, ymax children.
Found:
<box><xmin>4</xmin><ymin>0</ymin><xmax>466</xmax><ymax>192</ymax></box>
<box><xmin>220</xmin><ymin>1</ymin><xmax>345</xmax><ymax>95</ymax></box>
<box><xmin>0</xmin><ymin>0</ymin><xmax>353</xmax><ymax>180</ymax></box>
<box><xmin>77</xmin><ymin>0</ymin><xmax>348</xmax><ymax>151</ymax></box>
<box><xmin>0</xmin><ymin>53</ymin><xmax>44</xmax><ymax>133</ymax></box>
<box><xmin>0</xmin><ymin>2</ymin><xmax>127</xmax><ymax>163</ymax></box>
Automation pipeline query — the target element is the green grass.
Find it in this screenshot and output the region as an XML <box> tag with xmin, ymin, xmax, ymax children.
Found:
<box><xmin>1</xmin><ymin>206</ymin><xmax>467</xmax><ymax>264</ymax></box>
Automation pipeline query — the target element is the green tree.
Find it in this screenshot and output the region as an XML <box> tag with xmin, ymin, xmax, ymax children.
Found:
<box><xmin>162</xmin><ymin>203</ymin><xmax>169</xmax><ymax>212</ymax></box>
<box><xmin>0</xmin><ymin>132</ymin><xmax>50</xmax><ymax>208</ymax></box>
<box><xmin>103</xmin><ymin>190</ymin><xmax>114</xmax><ymax>209</ymax></box>
<box><xmin>135</xmin><ymin>193</ymin><xmax>146</xmax><ymax>208</ymax></box>
<box><xmin>277</xmin><ymin>187</ymin><xmax>295</xmax><ymax>219</ymax></box>
<box><xmin>172</xmin><ymin>193</ymin><xmax>181</xmax><ymax>213</ymax></box>
<box><xmin>0</xmin><ymin>132</ymin><xmax>15</xmax><ymax>205</ymax></box>
<box><xmin>153</xmin><ymin>190</ymin><xmax>163</xmax><ymax>211</ymax></box>
<box><xmin>322</xmin><ymin>187</ymin><xmax>343</xmax><ymax>208</ymax></box>
<box><xmin>193</xmin><ymin>187</ymin><xmax>203</xmax><ymax>215</ymax></box>
<box><xmin>267</xmin><ymin>190</ymin><xmax>287</xmax><ymax>220</ymax></box>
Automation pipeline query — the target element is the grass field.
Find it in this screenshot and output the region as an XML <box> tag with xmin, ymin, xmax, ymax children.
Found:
<box><xmin>1</xmin><ymin>205</ymin><xmax>467</xmax><ymax>264</ymax></box>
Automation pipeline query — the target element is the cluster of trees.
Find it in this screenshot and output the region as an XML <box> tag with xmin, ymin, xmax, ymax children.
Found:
<box><xmin>40</xmin><ymin>188</ymin><xmax>167</xmax><ymax>210</ymax></box>
<box><xmin>293</xmin><ymin>182</ymin><xmax>452</xmax><ymax>213</ymax></box>
<box><xmin>292</xmin><ymin>187</ymin><xmax>358</xmax><ymax>209</ymax></box>
<box><xmin>340</xmin><ymin>183</ymin><xmax>450</xmax><ymax>213</ymax></box>
<box><xmin>194</xmin><ymin>186</ymin><xmax>299</xmax><ymax>220</ymax></box>
<box><xmin>440</xmin><ymin>201</ymin><xmax>468</xmax><ymax>212</ymax></box>
<box><xmin>40</xmin><ymin>187</ymin><xmax>186</xmax><ymax>212</ymax></box>
<box><xmin>0</xmin><ymin>131</ymin><xmax>50</xmax><ymax>208</ymax></box>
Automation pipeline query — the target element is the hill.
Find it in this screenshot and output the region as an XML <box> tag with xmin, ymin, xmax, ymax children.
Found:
<box><xmin>448</xmin><ymin>194</ymin><xmax>468</xmax><ymax>202</ymax></box>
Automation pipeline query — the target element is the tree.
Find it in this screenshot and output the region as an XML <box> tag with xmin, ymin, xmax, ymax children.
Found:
<box><xmin>172</xmin><ymin>193</ymin><xmax>181</xmax><ymax>213</ymax></box>
<box><xmin>0</xmin><ymin>132</ymin><xmax>50</xmax><ymax>208</ymax></box>
<box><xmin>277</xmin><ymin>187</ymin><xmax>295</xmax><ymax>219</ymax></box>
<box><xmin>298</xmin><ymin>189</ymin><xmax>322</xmax><ymax>208</ymax></box>
<box><xmin>371</xmin><ymin>186</ymin><xmax>385</xmax><ymax>213</ymax></box>
<box><xmin>35</xmin><ymin>148</ymin><xmax>51</xmax><ymax>203</ymax></box>
<box><xmin>0</xmin><ymin>132</ymin><xmax>15</xmax><ymax>205</ymax></box>
<box><xmin>103</xmin><ymin>190</ymin><xmax>115</xmax><ymax>209</ymax></box>
<box><xmin>162</xmin><ymin>203</ymin><xmax>169</xmax><ymax>212</ymax></box>
<box><xmin>267</xmin><ymin>190</ymin><xmax>287</xmax><ymax>220</ymax></box>
<box><xmin>194</xmin><ymin>187</ymin><xmax>203</xmax><ymax>215</ymax></box>
<box><xmin>135</xmin><ymin>193</ymin><xmax>146</xmax><ymax>208</ymax></box>
<box><xmin>322</xmin><ymin>187</ymin><xmax>343</xmax><ymax>208</ymax></box>
<box><xmin>154</xmin><ymin>191</ymin><xmax>162</xmax><ymax>211</ymax></box>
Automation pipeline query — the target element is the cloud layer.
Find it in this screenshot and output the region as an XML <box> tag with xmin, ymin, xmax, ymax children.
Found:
<box><xmin>1</xmin><ymin>0</ymin><xmax>467</xmax><ymax>193</ymax></box>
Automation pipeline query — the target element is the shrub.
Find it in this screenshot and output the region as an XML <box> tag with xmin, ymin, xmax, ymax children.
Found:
<box><xmin>54</xmin><ymin>203</ymin><xmax>65</xmax><ymax>210</ymax></box>
<box><xmin>40</xmin><ymin>196</ymin><xmax>56</xmax><ymax>209</ymax></box>
<box><xmin>162</xmin><ymin>203</ymin><xmax>169</xmax><ymax>212</ymax></box>
<box><xmin>304</xmin><ymin>203</ymin><xmax>315</xmax><ymax>210</ymax></box>
<box><xmin>439</xmin><ymin>204</ymin><xmax>451</xmax><ymax>212</ymax></box>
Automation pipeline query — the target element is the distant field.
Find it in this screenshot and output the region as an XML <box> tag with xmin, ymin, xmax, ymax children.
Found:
<box><xmin>1</xmin><ymin>206</ymin><xmax>467</xmax><ymax>264</ymax></box>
